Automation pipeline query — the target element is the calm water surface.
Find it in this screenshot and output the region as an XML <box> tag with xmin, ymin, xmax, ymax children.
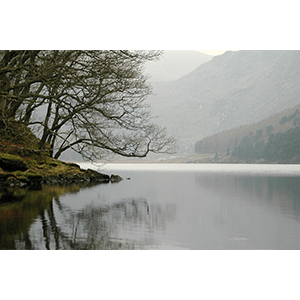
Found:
<box><xmin>1</xmin><ymin>163</ymin><xmax>300</xmax><ymax>250</ymax></box>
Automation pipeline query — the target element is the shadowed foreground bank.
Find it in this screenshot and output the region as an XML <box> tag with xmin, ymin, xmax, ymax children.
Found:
<box><xmin>0</xmin><ymin>120</ymin><xmax>122</xmax><ymax>188</ymax></box>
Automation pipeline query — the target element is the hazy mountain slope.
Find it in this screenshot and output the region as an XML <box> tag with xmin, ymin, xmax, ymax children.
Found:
<box><xmin>147</xmin><ymin>50</ymin><xmax>300</xmax><ymax>152</ymax></box>
<box><xmin>60</xmin><ymin>51</ymin><xmax>212</xmax><ymax>162</ymax></box>
<box><xmin>144</xmin><ymin>50</ymin><xmax>212</xmax><ymax>82</ymax></box>
<box><xmin>195</xmin><ymin>103</ymin><xmax>300</xmax><ymax>154</ymax></box>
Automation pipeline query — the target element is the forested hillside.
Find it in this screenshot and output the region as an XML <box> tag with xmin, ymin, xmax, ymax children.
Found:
<box><xmin>195</xmin><ymin>104</ymin><xmax>300</xmax><ymax>163</ymax></box>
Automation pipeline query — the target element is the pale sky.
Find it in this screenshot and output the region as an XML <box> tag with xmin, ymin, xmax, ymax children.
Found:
<box><xmin>198</xmin><ymin>50</ymin><xmax>234</xmax><ymax>56</ymax></box>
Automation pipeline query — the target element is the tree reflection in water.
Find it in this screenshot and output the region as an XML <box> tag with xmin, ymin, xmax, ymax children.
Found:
<box><xmin>57</xmin><ymin>198</ymin><xmax>175</xmax><ymax>250</ymax></box>
<box><xmin>0</xmin><ymin>185</ymin><xmax>176</xmax><ymax>250</ymax></box>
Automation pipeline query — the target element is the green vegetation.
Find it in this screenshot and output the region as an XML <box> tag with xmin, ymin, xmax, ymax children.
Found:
<box><xmin>263</xmin><ymin>127</ymin><xmax>300</xmax><ymax>163</ymax></box>
<box><xmin>195</xmin><ymin>106</ymin><xmax>300</xmax><ymax>164</ymax></box>
<box><xmin>0</xmin><ymin>119</ymin><xmax>112</xmax><ymax>187</ymax></box>
<box><xmin>230</xmin><ymin>124</ymin><xmax>300</xmax><ymax>163</ymax></box>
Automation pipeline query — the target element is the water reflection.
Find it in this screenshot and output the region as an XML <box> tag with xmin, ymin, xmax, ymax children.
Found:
<box><xmin>0</xmin><ymin>185</ymin><xmax>176</xmax><ymax>250</ymax></box>
<box><xmin>57</xmin><ymin>199</ymin><xmax>176</xmax><ymax>250</ymax></box>
<box><xmin>0</xmin><ymin>184</ymin><xmax>95</xmax><ymax>250</ymax></box>
<box><xmin>194</xmin><ymin>173</ymin><xmax>300</xmax><ymax>249</ymax></box>
<box><xmin>2</xmin><ymin>165</ymin><xmax>300</xmax><ymax>250</ymax></box>
<box><xmin>195</xmin><ymin>174</ymin><xmax>300</xmax><ymax>219</ymax></box>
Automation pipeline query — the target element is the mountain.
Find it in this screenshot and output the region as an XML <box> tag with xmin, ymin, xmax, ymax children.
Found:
<box><xmin>147</xmin><ymin>50</ymin><xmax>300</xmax><ymax>152</ymax></box>
<box><xmin>144</xmin><ymin>50</ymin><xmax>213</xmax><ymax>82</ymax></box>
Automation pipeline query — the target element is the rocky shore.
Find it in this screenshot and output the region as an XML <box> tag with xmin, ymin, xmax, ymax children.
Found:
<box><xmin>0</xmin><ymin>120</ymin><xmax>123</xmax><ymax>188</ymax></box>
<box><xmin>0</xmin><ymin>155</ymin><xmax>122</xmax><ymax>188</ymax></box>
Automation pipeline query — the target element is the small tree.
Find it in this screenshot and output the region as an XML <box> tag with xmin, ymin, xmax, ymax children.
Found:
<box><xmin>226</xmin><ymin>147</ymin><xmax>230</xmax><ymax>156</ymax></box>
<box><xmin>214</xmin><ymin>152</ymin><xmax>219</xmax><ymax>161</ymax></box>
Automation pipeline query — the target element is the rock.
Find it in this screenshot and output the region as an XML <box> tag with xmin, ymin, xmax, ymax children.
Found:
<box><xmin>64</xmin><ymin>162</ymin><xmax>81</xmax><ymax>169</ymax></box>
<box><xmin>0</xmin><ymin>154</ymin><xmax>28</xmax><ymax>171</ymax></box>
<box><xmin>5</xmin><ymin>176</ymin><xmax>18</xmax><ymax>186</ymax></box>
<box><xmin>26</xmin><ymin>174</ymin><xmax>43</xmax><ymax>182</ymax></box>
<box><xmin>0</xmin><ymin>173</ymin><xmax>10</xmax><ymax>181</ymax></box>
<box><xmin>25</xmin><ymin>174</ymin><xmax>43</xmax><ymax>186</ymax></box>
<box><xmin>49</xmin><ymin>162</ymin><xmax>58</xmax><ymax>167</ymax></box>
<box><xmin>110</xmin><ymin>174</ymin><xmax>123</xmax><ymax>183</ymax></box>
<box><xmin>85</xmin><ymin>169</ymin><xmax>110</xmax><ymax>183</ymax></box>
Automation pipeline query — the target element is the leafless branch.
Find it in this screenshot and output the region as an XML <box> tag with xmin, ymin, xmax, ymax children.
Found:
<box><xmin>1</xmin><ymin>50</ymin><xmax>176</xmax><ymax>160</ymax></box>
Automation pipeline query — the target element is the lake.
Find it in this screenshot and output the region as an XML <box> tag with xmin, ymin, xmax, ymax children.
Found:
<box><xmin>1</xmin><ymin>163</ymin><xmax>300</xmax><ymax>250</ymax></box>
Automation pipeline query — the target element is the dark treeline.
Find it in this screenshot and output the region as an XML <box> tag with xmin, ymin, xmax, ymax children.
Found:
<box><xmin>231</xmin><ymin>123</ymin><xmax>300</xmax><ymax>163</ymax></box>
<box><xmin>195</xmin><ymin>105</ymin><xmax>300</xmax><ymax>163</ymax></box>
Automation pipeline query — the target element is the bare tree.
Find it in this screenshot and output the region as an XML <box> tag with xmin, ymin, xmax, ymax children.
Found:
<box><xmin>0</xmin><ymin>50</ymin><xmax>41</xmax><ymax>119</ymax></box>
<box><xmin>0</xmin><ymin>50</ymin><xmax>176</xmax><ymax>160</ymax></box>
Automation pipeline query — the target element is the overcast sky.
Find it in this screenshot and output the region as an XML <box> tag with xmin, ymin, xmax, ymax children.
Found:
<box><xmin>198</xmin><ymin>50</ymin><xmax>228</xmax><ymax>56</ymax></box>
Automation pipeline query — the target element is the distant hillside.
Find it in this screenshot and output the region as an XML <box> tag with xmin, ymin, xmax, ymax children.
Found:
<box><xmin>144</xmin><ymin>50</ymin><xmax>212</xmax><ymax>82</ymax></box>
<box><xmin>147</xmin><ymin>50</ymin><xmax>300</xmax><ymax>152</ymax></box>
<box><xmin>195</xmin><ymin>104</ymin><xmax>300</xmax><ymax>164</ymax></box>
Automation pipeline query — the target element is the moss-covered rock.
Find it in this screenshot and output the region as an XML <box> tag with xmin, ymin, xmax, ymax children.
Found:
<box><xmin>0</xmin><ymin>173</ymin><xmax>10</xmax><ymax>181</ymax></box>
<box><xmin>0</xmin><ymin>153</ymin><xmax>28</xmax><ymax>171</ymax></box>
<box><xmin>0</xmin><ymin>120</ymin><xmax>122</xmax><ymax>189</ymax></box>
<box><xmin>26</xmin><ymin>174</ymin><xmax>43</xmax><ymax>183</ymax></box>
<box><xmin>84</xmin><ymin>169</ymin><xmax>110</xmax><ymax>183</ymax></box>
<box><xmin>110</xmin><ymin>174</ymin><xmax>123</xmax><ymax>183</ymax></box>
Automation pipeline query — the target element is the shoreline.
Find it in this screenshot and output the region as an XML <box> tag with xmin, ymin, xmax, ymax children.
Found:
<box><xmin>0</xmin><ymin>160</ymin><xmax>122</xmax><ymax>188</ymax></box>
